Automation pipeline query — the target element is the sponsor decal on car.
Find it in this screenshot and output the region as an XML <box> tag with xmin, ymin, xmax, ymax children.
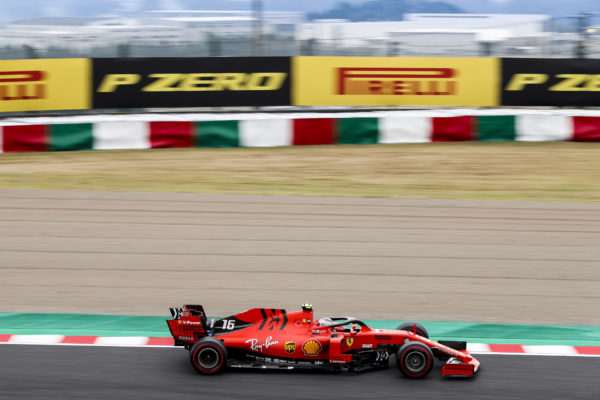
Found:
<box><xmin>246</xmin><ymin>336</ymin><xmax>279</xmax><ymax>353</ymax></box>
<box><xmin>345</xmin><ymin>338</ymin><xmax>354</xmax><ymax>347</ymax></box>
<box><xmin>362</xmin><ymin>344</ymin><xmax>373</xmax><ymax>349</ymax></box>
<box><xmin>284</xmin><ymin>341</ymin><xmax>296</xmax><ymax>354</ymax></box>
<box><xmin>376</xmin><ymin>335</ymin><xmax>392</xmax><ymax>340</ymax></box>
<box><xmin>302</xmin><ymin>339</ymin><xmax>322</xmax><ymax>356</ymax></box>
<box><xmin>181</xmin><ymin>320</ymin><xmax>202</xmax><ymax>325</ymax></box>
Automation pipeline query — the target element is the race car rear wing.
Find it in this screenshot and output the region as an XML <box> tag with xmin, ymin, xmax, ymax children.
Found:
<box><xmin>170</xmin><ymin>304</ymin><xmax>206</xmax><ymax>319</ymax></box>
<box><xmin>167</xmin><ymin>304</ymin><xmax>209</xmax><ymax>347</ymax></box>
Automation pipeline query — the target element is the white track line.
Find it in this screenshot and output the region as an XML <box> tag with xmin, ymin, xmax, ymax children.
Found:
<box><xmin>94</xmin><ymin>336</ymin><xmax>149</xmax><ymax>346</ymax></box>
<box><xmin>8</xmin><ymin>335</ymin><xmax>64</xmax><ymax>344</ymax></box>
<box><xmin>522</xmin><ymin>345</ymin><xmax>578</xmax><ymax>356</ymax></box>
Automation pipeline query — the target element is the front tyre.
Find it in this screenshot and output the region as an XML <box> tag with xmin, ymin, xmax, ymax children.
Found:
<box><xmin>396</xmin><ymin>342</ymin><xmax>434</xmax><ymax>379</ymax></box>
<box><xmin>190</xmin><ymin>337</ymin><xmax>227</xmax><ymax>374</ymax></box>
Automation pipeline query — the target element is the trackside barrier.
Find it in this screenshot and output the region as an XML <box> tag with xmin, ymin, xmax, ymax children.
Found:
<box><xmin>1</xmin><ymin>110</ymin><xmax>600</xmax><ymax>153</ymax></box>
<box><xmin>4</xmin><ymin>57</ymin><xmax>600</xmax><ymax>112</ymax></box>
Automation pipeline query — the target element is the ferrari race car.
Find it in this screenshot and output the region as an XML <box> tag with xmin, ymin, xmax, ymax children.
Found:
<box><xmin>167</xmin><ymin>304</ymin><xmax>480</xmax><ymax>379</ymax></box>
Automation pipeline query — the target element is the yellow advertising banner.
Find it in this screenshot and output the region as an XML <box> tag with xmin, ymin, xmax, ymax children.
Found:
<box><xmin>0</xmin><ymin>58</ymin><xmax>90</xmax><ymax>112</ymax></box>
<box><xmin>293</xmin><ymin>56</ymin><xmax>499</xmax><ymax>106</ymax></box>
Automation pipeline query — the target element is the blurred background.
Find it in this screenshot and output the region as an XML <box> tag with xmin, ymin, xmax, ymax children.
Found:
<box><xmin>0</xmin><ymin>0</ymin><xmax>598</xmax><ymax>59</ymax></box>
<box><xmin>1</xmin><ymin>2</ymin><xmax>600</xmax><ymax>397</ymax></box>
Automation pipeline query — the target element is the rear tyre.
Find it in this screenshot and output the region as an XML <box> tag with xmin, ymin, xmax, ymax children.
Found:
<box><xmin>396</xmin><ymin>322</ymin><xmax>429</xmax><ymax>338</ymax></box>
<box><xmin>396</xmin><ymin>342</ymin><xmax>434</xmax><ymax>379</ymax></box>
<box><xmin>190</xmin><ymin>337</ymin><xmax>227</xmax><ymax>374</ymax></box>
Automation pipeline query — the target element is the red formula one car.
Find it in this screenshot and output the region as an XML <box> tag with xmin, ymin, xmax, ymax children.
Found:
<box><xmin>167</xmin><ymin>304</ymin><xmax>480</xmax><ymax>379</ymax></box>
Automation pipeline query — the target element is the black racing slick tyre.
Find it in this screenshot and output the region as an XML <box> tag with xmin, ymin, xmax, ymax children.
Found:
<box><xmin>396</xmin><ymin>322</ymin><xmax>429</xmax><ymax>339</ymax></box>
<box><xmin>396</xmin><ymin>342</ymin><xmax>434</xmax><ymax>379</ymax></box>
<box><xmin>190</xmin><ymin>337</ymin><xmax>227</xmax><ymax>374</ymax></box>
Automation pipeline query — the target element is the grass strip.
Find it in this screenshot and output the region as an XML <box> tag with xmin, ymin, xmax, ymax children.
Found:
<box><xmin>1</xmin><ymin>143</ymin><xmax>599</xmax><ymax>202</ymax></box>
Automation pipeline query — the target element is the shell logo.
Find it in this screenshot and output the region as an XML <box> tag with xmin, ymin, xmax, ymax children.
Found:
<box><xmin>302</xmin><ymin>339</ymin><xmax>322</xmax><ymax>356</ymax></box>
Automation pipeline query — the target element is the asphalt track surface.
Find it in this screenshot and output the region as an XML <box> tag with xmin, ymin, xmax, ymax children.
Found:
<box><xmin>1</xmin><ymin>344</ymin><xmax>599</xmax><ymax>400</ymax></box>
<box><xmin>1</xmin><ymin>189</ymin><xmax>600</xmax><ymax>324</ymax></box>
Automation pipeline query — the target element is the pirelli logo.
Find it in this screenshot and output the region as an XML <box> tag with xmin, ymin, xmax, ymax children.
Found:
<box><xmin>294</xmin><ymin>57</ymin><xmax>496</xmax><ymax>106</ymax></box>
<box><xmin>0</xmin><ymin>58</ymin><xmax>89</xmax><ymax>112</ymax></box>
<box><xmin>0</xmin><ymin>70</ymin><xmax>46</xmax><ymax>101</ymax></box>
<box><xmin>337</xmin><ymin>67</ymin><xmax>457</xmax><ymax>96</ymax></box>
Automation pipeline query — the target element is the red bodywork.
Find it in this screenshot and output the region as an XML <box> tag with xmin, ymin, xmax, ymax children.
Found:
<box><xmin>167</xmin><ymin>305</ymin><xmax>480</xmax><ymax>378</ymax></box>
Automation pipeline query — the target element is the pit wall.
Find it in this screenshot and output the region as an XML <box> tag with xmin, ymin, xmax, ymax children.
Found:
<box><xmin>1</xmin><ymin>109</ymin><xmax>600</xmax><ymax>153</ymax></box>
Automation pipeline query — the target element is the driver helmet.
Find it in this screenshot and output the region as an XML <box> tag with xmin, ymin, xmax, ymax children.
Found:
<box><xmin>317</xmin><ymin>317</ymin><xmax>334</xmax><ymax>326</ymax></box>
